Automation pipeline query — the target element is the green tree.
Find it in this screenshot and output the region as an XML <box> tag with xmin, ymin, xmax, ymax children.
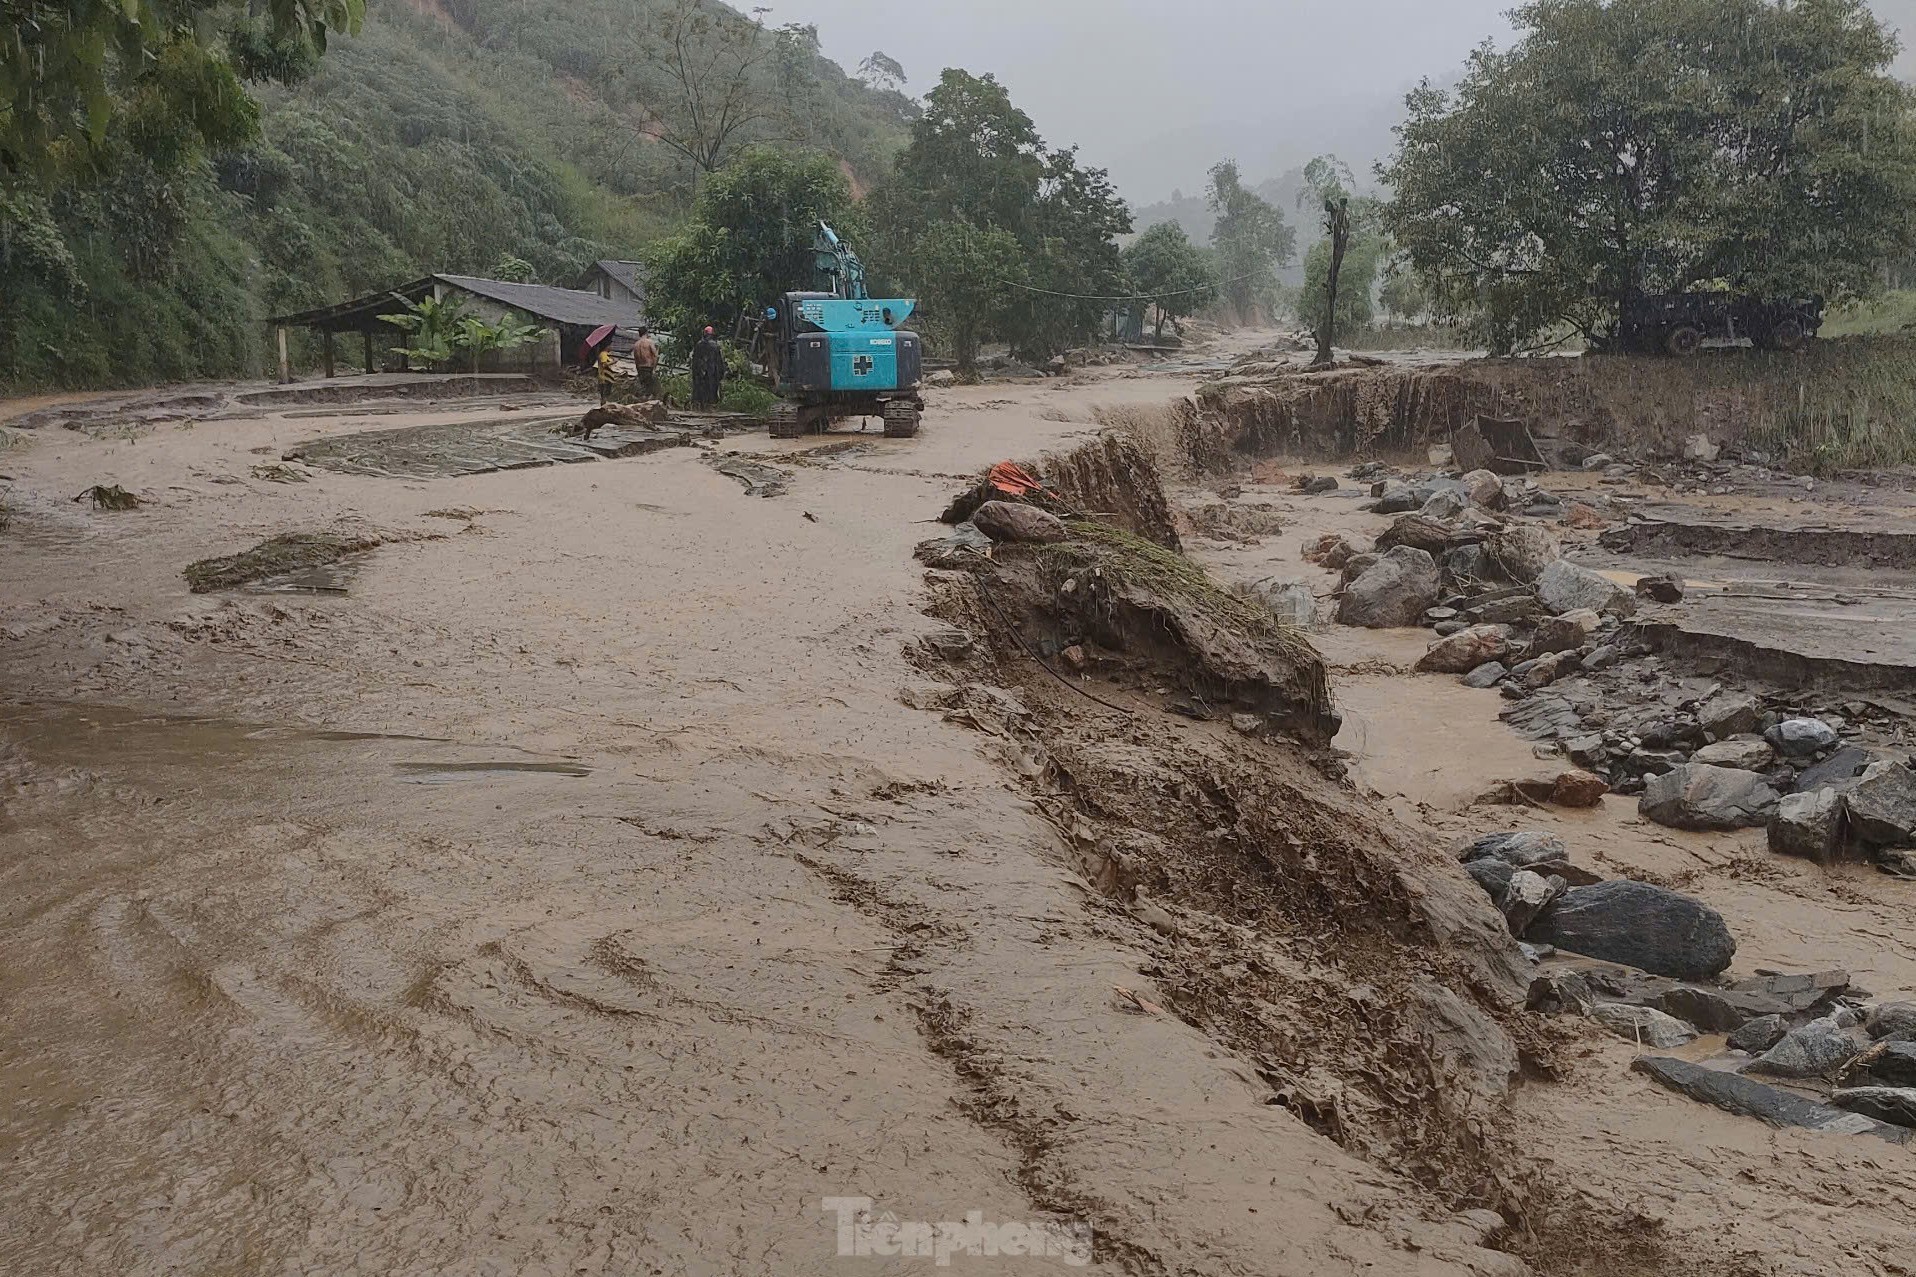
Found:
<box><xmin>490</xmin><ymin>254</ymin><xmax>535</xmax><ymax>283</ymax></box>
<box><xmin>911</xmin><ymin>221</ymin><xmax>1022</xmax><ymax>371</ymax></box>
<box><xmin>1122</xmin><ymin>222</ymin><xmax>1217</xmax><ymax>340</ymax></box>
<box><xmin>1206</xmin><ymin>160</ymin><xmax>1293</xmax><ymax>322</ymax></box>
<box><xmin>1382</xmin><ymin>0</ymin><xmax>1916</xmax><ymax>352</ymax></box>
<box><xmin>644</xmin><ymin>146</ymin><xmax>863</xmax><ymax>347</ymax></box>
<box><xmin>380</xmin><ymin>293</ymin><xmax>470</xmax><ymax>369</ymax></box>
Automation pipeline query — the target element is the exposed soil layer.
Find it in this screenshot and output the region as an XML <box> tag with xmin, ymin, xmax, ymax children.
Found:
<box><xmin>1602</xmin><ymin>517</ymin><xmax>1916</xmax><ymax>569</ymax></box>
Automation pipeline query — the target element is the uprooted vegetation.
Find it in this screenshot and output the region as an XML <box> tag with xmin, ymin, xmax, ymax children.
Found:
<box><xmin>183</xmin><ymin>531</ymin><xmax>386</xmax><ymax>593</ymax></box>
<box><xmin>1184</xmin><ymin>336</ymin><xmax>1916</xmax><ymax>472</ymax></box>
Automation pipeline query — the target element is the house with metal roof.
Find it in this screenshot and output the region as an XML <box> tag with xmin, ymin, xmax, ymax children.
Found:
<box><xmin>267</xmin><ymin>274</ymin><xmax>643</xmax><ymax>382</ymax></box>
<box><xmin>576</xmin><ymin>260</ymin><xmax>647</xmax><ymax>312</ymax></box>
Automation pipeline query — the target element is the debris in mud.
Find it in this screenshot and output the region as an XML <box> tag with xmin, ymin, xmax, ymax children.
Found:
<box><xmin>183</xmin><ymin>531</ymin><xmax>386</xmax><ymax>593</ymax></box>
<box><xmin>73</xmin><ymin>483</ymin><xmax>141</xmax><ymax>511</ymax></box>
<box><xmin>915</xmin><ymin>522</ymin><xmax>994</xmax><ymax>567</ymax></box>
<box><xmin>250</xmin><ymin>463</ymin><xmax>309</xmax><ymax>484</ymax></box>
<box><xmin>1632</xmin><ymin>1056</ymin><xmax>1913</xmax><ymax>1144</ymax></box>
<box><xmin>971</xmin><ymin>500</ymin><xmax>1069</xmax><ymax>544</ymax></box>
<box><xmin>704</xmin><ymin>454</ymin><xmax>791</xmax><ymax>498</ymax></box>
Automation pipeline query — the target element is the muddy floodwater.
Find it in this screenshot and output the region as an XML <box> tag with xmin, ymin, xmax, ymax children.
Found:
<box><xmin>5</xmin><ymin>350</ymin><xmax>1916</xmax><ymax>1276</ymax></box>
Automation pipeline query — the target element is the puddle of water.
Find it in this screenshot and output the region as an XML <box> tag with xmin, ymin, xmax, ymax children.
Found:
<box><xmin>392</xmin><ymin>760</ymin><xmax>592</xmax><ymax>783</ymax></box>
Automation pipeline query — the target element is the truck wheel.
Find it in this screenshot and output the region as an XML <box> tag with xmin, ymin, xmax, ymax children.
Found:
<box><xmin>882</xmin><ymin>402</ymin><xmax>921</xmax><ymax>439</ymax></box>
<box><xmin>1767</xmin><ymin>316</ymin><xmax>1808</xmax><ymax>352</ymax></box>
<box><xmin>769</xmin><ymin>403</ymin><xmax>802</xmax><ymax>438</ymax></box>
<box><xmin>1665</xmin><ymin>325</ymin><xmax>1703</xmax><ymax>357</ymax></box>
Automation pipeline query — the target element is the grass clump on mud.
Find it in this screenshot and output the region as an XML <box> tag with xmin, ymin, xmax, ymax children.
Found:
<box><xmin>184</xmin><ymin>531</ymin><xmax>383</xmax><ymax>593</ymax></box>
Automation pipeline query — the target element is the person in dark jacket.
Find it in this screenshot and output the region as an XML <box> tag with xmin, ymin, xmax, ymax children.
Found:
<box><xmin>691</xmin><ymin>326</ymin><xmax>724</xmax><ymax>408</ymax></box>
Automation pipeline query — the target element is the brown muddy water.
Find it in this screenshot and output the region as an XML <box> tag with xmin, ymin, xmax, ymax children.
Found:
<box><xmin>4</xmin><ymin>353</ymin><xmax>1915</xmax><ymax>1275</ymax></box>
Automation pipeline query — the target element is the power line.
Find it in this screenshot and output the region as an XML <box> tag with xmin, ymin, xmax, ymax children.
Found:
<box><xmin>994</xmin><ymin>272</ymin><xmax>1262</xmax><ymax>303</ymax></box>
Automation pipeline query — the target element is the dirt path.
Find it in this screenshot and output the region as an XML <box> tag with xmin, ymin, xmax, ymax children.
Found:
<box><xmin>4</xmin><ymin>354</ymin><xmax>1913</xmax><ymax>1276</ymax></box>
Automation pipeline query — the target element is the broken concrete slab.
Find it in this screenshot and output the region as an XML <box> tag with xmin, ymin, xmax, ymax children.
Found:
<box><xmin>288</xmin><ymin>415</ymin><xmax>705</xmax><ymax>479</ymax></box>
<box><xmin>1633</xmin><ymin>1056</ymin><xmax>1912</xmax><ymax>1143</ymax></box>
<box><xmin>1640</xmin><ymin>764</ymin><xmax>1780</xmax><ymax>831</ymax></box>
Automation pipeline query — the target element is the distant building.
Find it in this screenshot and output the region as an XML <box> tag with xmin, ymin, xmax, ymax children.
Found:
<box><xmin>576</xmin><ymin>260</ymin><xmax>648</xmax><ymax>314</ymax></box>
<box><xmin>267</xmin><ymin>274</ymin><xmax>642</xmax><ymax>382</ymax></box>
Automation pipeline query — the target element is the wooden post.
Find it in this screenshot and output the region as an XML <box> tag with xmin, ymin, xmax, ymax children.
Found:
<box><xmin>277</xmin><ymin>326</ymin><xmax>291</xmax><ymax>384</ymax></box>
<box><xmin>322</xmin><ymin>329</ymin><xmax>336</xmax><ymax>380</ymax></box>
<box><xmin>362</xmin><ymin>330</ymin><xmax>375</xmax><ymax>375</ymax></box>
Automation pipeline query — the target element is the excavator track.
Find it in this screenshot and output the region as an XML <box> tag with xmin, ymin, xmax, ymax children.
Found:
<box><xmin>882</xmin><ymin>401</ymin><xmax>922</xmax><ymax>439</ymax></box>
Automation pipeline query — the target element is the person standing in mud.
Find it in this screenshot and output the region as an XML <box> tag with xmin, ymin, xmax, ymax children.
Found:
<box><xmin>631</xmin><ymin>326</ymin><xmax>660</xmax><ymax>400</ymax></box>
<box><xmin>691</xmin><ymin>326</ymin><xmax>724</xmax><ymax>409</ymax></box>
<box><xmin>595</xmin><ymin>341</ymin><xmax>617</xmax><ymax>405</ymax></box>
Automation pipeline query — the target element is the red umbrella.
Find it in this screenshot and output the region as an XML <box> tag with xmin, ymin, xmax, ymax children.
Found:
<box><xmin>585</xmin><ymin>323</ymin><xmax>617</xmax><ymax>347</ymax></box>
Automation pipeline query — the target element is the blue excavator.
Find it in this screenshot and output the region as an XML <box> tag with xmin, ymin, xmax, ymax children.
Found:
<box><xmin>751</xmin><ymin>223</ymin><xmax>924</xmax><ymax>439</ymax></box>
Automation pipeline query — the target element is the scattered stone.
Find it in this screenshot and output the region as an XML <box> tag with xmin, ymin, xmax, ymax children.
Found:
<box><xmin>1697</xmin><ymin>693</ymin><xmax>1761</xmax><ymax>739</ymax></box>
<box><xmin>1424</xmin><ymin>606</ymin><xmax>1459</xmax><ymax>624</ymax></box>
<box><xmin>914</xmin><ymin>521</ymin><xmax>996</xmax><ymax>566</ymax></box>
<box><xmin>1564</xmin><ymin>733</ymin><xmax>1606</xmax><ymax>765</ymax></box>
<box><xmin>926</xmin><ymin>368</ymin><xmax>957</xmax><ymax>387</ymax></box>
<box><xmin>1229</xmin><ymin>712</ymin><xmax>1262</xmax><ymax>735</ymax></box>
<box><xmin>1552</xmin><ymin>769</ymin><xmax>1609</xmax><ymax>807</ymax></box>
<box><xmin>1459</xmin><ymin>830</ymin><xmax>1568</xmax><ymax>868</ymax></box>
<box><xmin>1769</xmin><ymin>787</ymin><xmax>1846</xmax><ymax>861</ymax></box>
<box><xmin>1247</xmin><ymin>579</ymin><xmax>1319</xmax><ymax>628</ymax></box>
<box><xmin>1419</xmin><ymin>489</ymin><xmax>1468</xmax><ymax>521</ymax></box>
<box><xmin>1639</xmin><ymin>764</ymin><xmax>1780</xmax><ymax>831</ymax></box>
<box><xmin>1560</xmin><ymin>501</ymin><xmax>1609</xmax><ymax>530</ymax></box>
<box><xmin>1831</xmin><ymin>1087</ymin><xmax>1916</xmax><ymax>1129</ymax></box>
<box><xmin>1524</xmin><ymin>880</ymin><xmax>1736</xmax><ymax>981</ymax></box>
<box><xmin>1415</xmin><ymin>624</ymin><xmax>1511</xmax><ymax>674</ymax></box>
<box><xmin>1302</xmin><ymin>531</ymin><xmax>1371</xmax><ymax>570</ymax></box>
<box><xmin>1869</xmin><ymin>1002</ymin><xmax>1916</xmax><ymax>1040</ymax></box>
<box><xmin>1466</xmin><ymin>589</ymin><xmax>1548</xmax><ymax>626</ymax></box>
<box><xmin>1465</xmin><ymin>857</ymin><xmax>1515</xmax><ymax>901</ymax></box>
<box><xmin>1336</xmin><ymin>546</ymin><xmax>1441</xmax><ymax>629</ymax></box>
<box><xmin>1685</xmin><ymin>432</ymin><xmax>1721</xmax><ymax>462</ymax></box>
<box><xmin>1766</xmin><ymin>717</ymin><xmax>1838</xmax><ymax>758</ymax></box>
<box><xmin>1378</xmin><ymin>512</ymin><xmax>1465</xmax><ymax>555</ymax></box>
<box><xmin>1501</xmin><ymin>868</ymin><xmax>1567</xmax><ymax>935</ymax></box>
<box><xmin>1728</xmin><ymin>970</ymin><xmax>1852</xmax><ymax>1014</ymax></box>
<box><xmin>1691</xmin><ymin>737</ymin><xmax>1774</xmax><ymax>771</ymax></box>
<box><xmin>1796</xmin><ymin>746</ymin><xmax>1877</xmax><ymax>794</ymax></box>
<box><xmin>1634</xmin><ymin>573</ymin><xmax>1686</xmax><ymax>603</ymax></box>
<box><xmin>1590</xmin><ymin>1003</ymin><xmax>1697</xmax><ymax>1049</ymax></box>
<box><xmin>1297</xmin><ymin>474</ymin><xmax>1339</xmax><ymax>494</ymax></box>
<box><xmin>1441</xmin><ymin>543</ymin><xmax>1494</xmax><ymax>587</ymax></box>
<box><xmin>1485</xmin><ymin>523</ymin><xmax>1561</xmax><ymax>583</ymax></box>
<box><xmin>1460</xmin><ymin>469</ymin><xmax>1506</xmax><ymax>510</ymax></box>
<box><xmin>1581</xmin><ymin>453</ymin><xmax>1614</xmax><ymax>470</ymax></box>
<box><xmin>1745</xmin><ymin>1016</ymin><xmax>1861</xmax><ymax>1079</ymax></box>
<box><xmin>1849</xmin><ymin>1041</ymin><xmax>1916</xmax><ymax>1087</ymax></box>
<box><xmin>1633</xmin><ymin>1056</ymin><xmax>1912</xmax><ymax>1143</ymax></box>
<box><xmin>918</xmin><ymin>627</ymin><xmax>975</xmax><ymax>660</ymax></box>
<box><xmin>971</xmin><ymin>500</ymin><xmax>1069</xmax><ymax>544</ymax></box>
<box><xmin>1624</xmin><ymin>747</ymin><xmax>1687</xmax><ymax>779</ymax></box>
<box><xmin>1060</xmin><ymin>645</ymin><xmax>1086</xmax><ymax>671</ymax></box>
<box><xmin>1842</xmin><ymin>760</ymin><xmax>1916</xmax><ymax>847</ymax></box>
<box><xmin>1531</xmin><ymin>608</ymin><xmax>1601</xmax><ymax>655</ymax></box>
<box><xmin>1536</xmin><ymin>559</ymin><xmax>1638</xmax><ymax>618</ymax></box>
<box><xmin>1374</xmin><ymin>483</ymin><xmax>1419</xmax><ymax>513</ymax></box>
<box><xmin>1581</xmin><ymin>644</ymin><xmax>1618</xmax><ymax>671</ymax></box>
<box><xmin>1728</xmin><ymin>1014</ymin><xmax>1791</xmax><ymax>1054</ymax></box>
<box><xmin>1433</xmin><ymin>620</ymin><xmax>1467</xmax><ymax>637</ymax></box>
<box><xmin>1462</xmin><ymin>661</ymin><xmax>1508</xmax><ymax>689</ymax></box>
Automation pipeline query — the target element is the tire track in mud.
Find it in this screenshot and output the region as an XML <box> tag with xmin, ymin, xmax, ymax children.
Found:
<box><xmin>790</xmin><ymin>849</ymin><xmax>1170</xmax><ymax>1276</ymax></box>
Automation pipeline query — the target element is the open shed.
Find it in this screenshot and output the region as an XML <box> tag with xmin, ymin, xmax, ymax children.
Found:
<box><xmin>267</xmin><ymin>274</ymin><xmax>642</xmax><ymax>382</ymax></box>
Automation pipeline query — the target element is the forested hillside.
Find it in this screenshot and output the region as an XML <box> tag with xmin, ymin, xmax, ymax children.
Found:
<box><xmin>0</xmin><ymin>0</ymin><xmax>913</xmax><ymax>390</ymax></box>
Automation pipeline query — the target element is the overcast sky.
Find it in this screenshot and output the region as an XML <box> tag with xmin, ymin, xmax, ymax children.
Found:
<box><xmin>767</xmin><ymin>0</ymin><xmax>1916</xmax><ymax>204</ymax></box>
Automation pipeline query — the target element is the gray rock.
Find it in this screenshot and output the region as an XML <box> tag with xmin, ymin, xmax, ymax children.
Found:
<box><xmin>914</xmin><ymin>522</ymin><xmax>995</xmax><ymax>566</ymax></box>
<box><xmin>1590</xmin><ymin>1002</ymin><xmax>1697</xmax><ymax>1049</ymax></box>
<box><xmin>919</xmin><ymin>627</ymin><xmax>975</xmax><ymax>660</ymax></box>
<box><xmin>1248</xmin><ymin>578</ymin><xmax>1319</xmax><ymax>628</ymax></box>
<box><xmin>1633</xmin><ymin>1056</ymin><xmax>1912</xmax><ymax>1143</ymax></box>
<box><xmin>1766</xmin><ymin>717</ymin><xmax>1838</xmax><ymax>758</ymax></box>
<box><xmin>1441</xmin><ymin>543</ymin><xmax>1494</xmax><ymax>588</ymax></box>
<box><xmin>1581</xmin><ymin>453</ymin><xmax>1614</xmax><ymax>470</ymax></box>
<box><xmin>1460</xmin><ymin>830</ymin><xmax>1568</xmax><ymax>868</ymax></box>
<box><xmin>1581</xmin><ymin>643</ymin><xmax>1619</xmax><ymax>671</ymax></box>
<box><xmin>1697</xmin><ymin>693</ymin><xmax>1761</xmax><ymax>739</ymax></box>
<box><xmin>1465</xmin><ymin>857</ymin><xmax>1515</xmax><ymax>901</ymax></box>
<box><xmin>1536</xmin><ymin>558</ymin><xmax>1638</xmax><ymax>617</ymax></box>
<box><xmin>1485</xmin><ymin>523</ymin><xmax>1561</xmax><ymax>583</ymax></box>
<box><xmin>1728</xmin><ymin>1014</ymin><xmax>1790</xmax><ymax>1053</ymax></box>
<box><xmin>1869</xmin><ymin>1002</ymin><xmax>1916</xmax><ymax>1040</ymax></box>
<box><xmin>1796</xmin><ymin>746</ymin><xmax>1878</xmax><ymax>794</ymax></box>
<box><xmin>1768</xmin><ymin>787</ymin><xmax>1846</xmax><ymax>861</ymax></box>
<box><xmin>1624</xmin><ymin>747</ymin><xmax>1687</xmax><ymax>779</ymax></box>
<box><xmin>971</xmin><ymin>500</ymin><xmax>1068</xmax><ymax>544</ymax></box>
<box><xmin>1501</xmin><ymin>869</ymin><xmax>1567</xmax><ymax>936</ymax></box>
<box><xmin>1634</xmin><ymin>573</ymin><xmax>1685</xmax><ymax>603</ymax></box>
<box><xmin>1639</xmin><ymin>764</ymin><xmax>1780</xmax><ymax>831</ymax></box>
<box><xmin>1336</xmin><ymin>546</ymin><xmax>1442</xmax><ymax>629</ymax></box>
<box><xmin>1691</xmin><ymin>737</ymin><xmax>1774</xmax><ymax>771</ymax></box>
<box><xmin>1524</xmin><ymin>880</ymin><xmax>1736</xmax><ymax>981</ymax></box>
<box><xmin>1462</xmin><ymin>661</ymin><xmax>1508</xmax><ymax>689</ymax></box>
<box><xmin>1652</xmin><ymin>985</ymin><xmax>1791</xmax><ymax>1034</ymax></box>
<box><xmin>1842</xmin><ymin>761</ymin><xmax>1916</xmax><ymax>847</ymax></box>
<box><xmin>1851</xmin><ymin>1040</ymin><xmax>1916</xmax><ymax>1086</ymax></box>
<box><xmin>1728</xmin><ymin>970</ymin><xmax>1852</xmax><ymax>1013</ymax></box>
<box><xmin>1467</xmin><ymin>590</ymin><xmax>1547</xmax><ymax>626</ymax></box>
<box><xmin>1420</xmin><ymin>489</ymin><xmax>1467</xmax><ymax>520</ymax></box>
<box><xmin>1746</xmin><ymin>1016</ymin><xmax>1861</xmax><ymax>1079</ymax></box>
<box><xmin>1415</xmin><ymin>624</ymin><xmax>1510</xmax><ymax>674</ymax></box>
<box><xmin>1375</xmin><ymin>483</ymin><xmax>1419</xmax><ymax>513</ymax></box>
<box><xmin>1531</xmin><ymin>608</ymin><xmax>1601</xmax><ymax>655</ymax></box>
<box><xmin>1433</xmin><ymin>620</ymin><xmax>1467</xmax><ymax>637</ymax></box>
<box><xmin>1831</xmin><ymin>1087</ymin><xmax>1916</xmax><ymax>1129</ymax></box>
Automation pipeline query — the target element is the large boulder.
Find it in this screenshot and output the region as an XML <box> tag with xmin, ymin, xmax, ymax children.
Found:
<box><xmin>1525</xmin><ymin>880</ymin><xmax>1736</xmax><ymax>981</ymax></box>
<box><xmin>1485</xmin><ymin>523</ymin><xmax>1561</xmax><ymax>583</ymax></box>
<box><xmin>1536</xmin><ymin>559</ymin><xmax>1638</xmax><ymax>617</ymax></box>
<box><xmin>1831</xmin><ymin>1087</ymin><xmax>1916</xmax><ymax>1129</ymax></box>
<box><xmin>1769</xmin><ymin>787</ymin><xmax>1846</xmax><ymax>861</ymax></box>
<box><xmin>1246</xmin><ymin>578</ymin><xmax>1319</xmax><ymax>628</ymax></box>
<box><xmin>1530</xmin><ymin>609</ymin><xmax>1601</xmax><ymax>655</ymax></box>
<box><xmin>1415</xmin><ymin>624</ymin><xmax>1511</xmax><ymax>674</ymax></box>
<box><xmin>1460</xmin><ymin>469</ymin><xmax>1506</xmax><ymax>510</ymax></box>
<box><xmin>1691</xmin><ymin>737</ymin><xmax>1775</xmax><ymax>771</ymax></box>
<box><xmin>1377</xmin><ymin>512</ymin><xmax>1463</xmax><ymax>556</ymax></box>
<box><xmin>1728</xmin><ymin>1014</ymin><xmax>1791</xmax><ymax>1054</ymax></box>
<box><xmin>971</xmin><ymin>500</ymin><xmax>1069</xmax><ymax>544</ymax></box>
<box><xmin>1767</xmin><ymin>717</ymin><xmax>1838</xmax><ymax>758</ymax></box>
<box><xmin>1639</xmin><ymin>764</ymin><xmax>1780</xmax><ymax>831</ymax></box>
<box><xmin>1697</xmin><ymin>693</ymin><xmax>1761</xmax><ymax>739</ymax></box>
<box><xmin>1336</xmin><ymin>546</ymin><xmax>1440</xmax><ymax>629</ymax></box>
<box><xmin>1842</xmin><ymin>760</ymin><xmax>1916</xmax><ymax>847</ymax></box>
<box><xmin>1745</xmin><ymin>1016</ymin><xmax>1862</xmax><ymax>1079</ymax></box>
<box><xmin>1869</xmin><ymin>1002</ymin><xmax>1916</xmax><ymax>1041</ymax></box>
<box><xmin>1850</xmin><ymin>1040</ymin><xmax>1916</xmax><ymax>1087</ymax></box>
<box><xmin>1374</xmin><ymin>483</ymin><xmax>1419</xmax><ymax>513</ymax></box>
<box><xmin>1459</xmin><ymin>830</ymin><xmax>1568</xmax><ymax>868</ymax></box>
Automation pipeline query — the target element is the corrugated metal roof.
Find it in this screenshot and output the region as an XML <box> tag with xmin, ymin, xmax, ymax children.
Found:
<box><xmin>590</xmin><ymin>260</ymin><xmax>647</xmax><ymax>295</ymax></box>
<box><xmin>271</xmin><ymin>274</ymin><xmax>641</xmax><ymax>330</ymax></box>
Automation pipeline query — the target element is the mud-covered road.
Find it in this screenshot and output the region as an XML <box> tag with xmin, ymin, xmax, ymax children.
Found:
<box><xmin>3</xmin><ymin>351</ymin><xmax>1914</xmax><ymax>1276</ymax></box>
